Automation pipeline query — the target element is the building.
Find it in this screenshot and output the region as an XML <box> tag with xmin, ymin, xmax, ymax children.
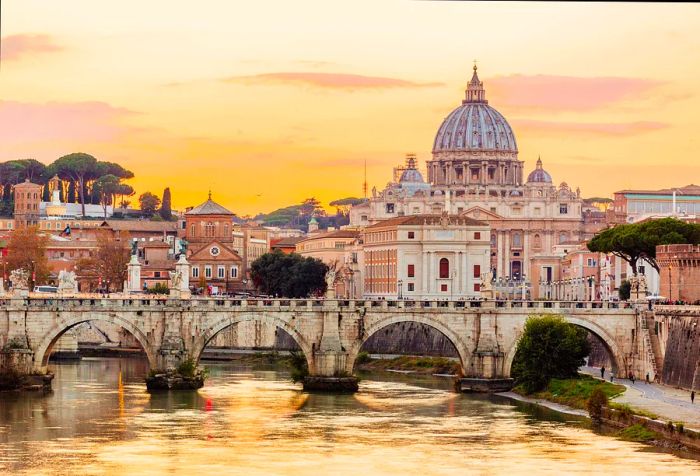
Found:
<box><xmin>360</xmin><ymin>214</ymin><xmax>490</xmax><ymax>300</ymax></box>
<box><xmin>14</xmin><ymin>179</ymin><xmax>42</xmax><ymax>227</ymax></box>
<box><xmin>232</xmin><ymin>223</ymin><xmax>271</xmax><ymax>279</ymax></box>
<box><xmin>611</xmin><ymin>184</ymin><xmax>700</xmax><ymax>224</ymax></box>
<box><xmin>184</xmin><ymin>195</ymin><xmax>243</xmax><ymax>294</ymax></box>
<box><xmin>270</xmin><ymin>236</ymin><xmax>303</xmax><ymax>254</ymax></box>
<box><xmin>350</xmin><ymin>67</ymin><xmax>600</xmax><ymax>286</ymax></box>
<box><xmin>657</xmin><ymin>244</ymin><xmax>700</xmax><ymax>303</ymax></box>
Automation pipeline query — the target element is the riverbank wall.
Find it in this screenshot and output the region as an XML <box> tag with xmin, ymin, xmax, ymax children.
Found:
<box><xmin>602</xmin><ymin>407</ymin><xmax>700</xmax><ymax>452</ymax></box>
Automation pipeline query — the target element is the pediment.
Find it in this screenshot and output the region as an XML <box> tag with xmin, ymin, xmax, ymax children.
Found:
<box><xmin>188</xmin><ymin>240</ymin><xmax>242</xmax><ymax>262</ymax></box>
<box><xmin>460</xmin><ymin>206</ymin><xmax>504</xmax><ymax>220</ymax></box>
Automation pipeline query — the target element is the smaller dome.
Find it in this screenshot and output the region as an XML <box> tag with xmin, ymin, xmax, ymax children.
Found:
<box><xmin>400</xmin><ymin>168</ymin><xmax>425</xmax><ymax>184</ymax></box>
<box><xmin>527</xmin><ymin>156</ymin><xmax>552</xmax><ymax>183</ymax></box>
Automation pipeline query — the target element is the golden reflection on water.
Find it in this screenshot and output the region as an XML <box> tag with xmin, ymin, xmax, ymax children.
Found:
<box><xmin>0</xmin><ymin>358</ymin><xmax>699</xmax><ymax>475</ymax></box>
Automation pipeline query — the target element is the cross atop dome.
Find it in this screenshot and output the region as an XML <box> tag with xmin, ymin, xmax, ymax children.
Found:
<box><xmin>464</xmin><ymin>64</ymin><xmax>487</xmax><ymax>104</ymax></box>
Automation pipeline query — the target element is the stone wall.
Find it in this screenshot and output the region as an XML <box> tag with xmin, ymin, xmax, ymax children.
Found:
<box><xmin>659</xmin><ymin>315</ymin><xmax>700</xmax><ymax>390</ymax></box>
<box><xmin>360</xmin><ymin>321</ymin><xmax>459</xmax><ymax>357</ymax></box>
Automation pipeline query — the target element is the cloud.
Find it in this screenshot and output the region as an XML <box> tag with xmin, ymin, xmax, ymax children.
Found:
<box><xmin>1</xmin><ymin>34</ymin><xmax>61</xmax><ymax>61</ymax></box>
<box><xmin>223</xmin><ymin>72</ymin><xmax>443</xmax><ymax>90</ymax></box>
<box><xmin>488</xmin><ymin>75</ymin><xmax>664</xmax><ymax>111</ymax></box>
<box><xmin>512</xmin><ymin>119</ymin><xmax>668</xmax><ymax>136</ymax></box>
<box><xmin>0</xmin><ymin>101</ymin><xmax>136</xmax><ymax>143</ymax></box>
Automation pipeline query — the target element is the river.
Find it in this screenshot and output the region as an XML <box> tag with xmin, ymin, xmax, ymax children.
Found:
<box><xmin>1</xmin><ymin>357</ymin><xmax>698</xmax><ymax>475</ymax></box>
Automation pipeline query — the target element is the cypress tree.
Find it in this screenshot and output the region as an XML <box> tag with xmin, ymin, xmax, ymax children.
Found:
<box><xmin>58</xmin><ymin>179</ymin><xmax>65</xmax><ymax>202</ymax></box>
<box><xmin>67</xmin><ymin>181</ymin><xmax>76</xmax><ymax>203</ymax></box>
<box><xmin>159</xmin><ymin>187</ymin><xmax>172</xmax><ymax>220</ymax></box>
<box><xmin>42</xmin><ymin>180</ymin><xmax>51</xmax><ymax>202</ymax></box>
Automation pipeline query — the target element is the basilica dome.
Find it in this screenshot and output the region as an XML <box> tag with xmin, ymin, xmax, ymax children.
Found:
<box><xmin>526</xmin><ymin>157</ymin><xmax>552</xmax><ymax>183</ymax></box>
<box><xmin>432</xmin><ymin>66</ymin><xmax>518</xmax><ymax>154</ymax></box>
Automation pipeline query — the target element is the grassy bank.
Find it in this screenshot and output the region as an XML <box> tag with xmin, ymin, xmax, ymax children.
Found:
<box><xmin>514</xmin><ymin>374</ymin><xmax>625</xmax><ymax>410</ymax></box>
<box><xmin>355</xmin><ymin>353</ymin><xmax>461</xmax><ymax>375</ymax></box>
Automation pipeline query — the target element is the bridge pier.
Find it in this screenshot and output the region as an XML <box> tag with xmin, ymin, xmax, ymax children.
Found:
<box><xmin>303</xmin><ymin>309</ymin><xmax>358</xmax><ymax>393</ymax></box>
<box><xmin>0</xmin><ymin>347</ymin><xmax>53</xmax><ymax>392</ymax></box>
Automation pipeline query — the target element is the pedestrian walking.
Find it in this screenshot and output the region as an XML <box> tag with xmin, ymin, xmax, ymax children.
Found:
<box><xmin>630</xmin><ymin>374</ymin><xmax>635</xmax><ymax>385</ymax></box>
<box><xmin>610</xmin><ymin>372</ymin><xmax>614</xmax><ymax>383</ymax></box>
<box><xmin>645</xmin><ymin>372</ymin><xmax>650</xmax><ymax>384</ymax></box>
<box><xmin>601</xmin><ymin>366</ymin><xmax>605</xmax><ymax>379</ymax></box>
<box><xmin>692</xmin><ymin>391</ymin><xmax>695</xmax><ymax>404</ymax></box>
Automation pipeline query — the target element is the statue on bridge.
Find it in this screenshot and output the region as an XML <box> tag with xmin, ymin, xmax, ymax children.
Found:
<box><xmin>10</xmin><ymin>268</ymin><xmax>29</xmax><ymax>292</ymax></box>
<box><xmin>169</xmin><ymin>269</ymin><xmax>183</xmax><ymax>289</ymax></box>
<box><xmin>130</xmin><ymin>238</ymin><xmax>139</xmax><ymax>256</ymax></box>
<box><xmin>324</xmin><ymin>264</ymin><xmax>338</xmax><ymax>299</ymax></box>
<box><xmin>57</xmin><ymin>270</ymin><xmax>78</xmax><ymax>293</ymax></box>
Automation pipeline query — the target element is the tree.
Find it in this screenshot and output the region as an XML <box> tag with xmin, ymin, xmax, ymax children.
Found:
<box><xmin>619</xmin><ymin>280</ymin><xmax>631</xmax><ymax>300</ymax></box>
<box><xmin>42</xmin><ymin>179</ymin><xmax>51</xmax><ymax>202</ymax></box>
<box><xmin>67</xmin><ymin>180</ymin><xmax>76</xmax><ymax>203</ymax></box>
<box><xmin>75</xmin><ymin>232</ymin><xmax>130</xmax><ymax>292</ymax></box>
<box><xmin>250</xmin><ymin>250</ymin><xmax>327</xmax><ymax>298</ymax></box>
<box><xmin>5</xmin><ymin>226</ymin><xmax>50</xmax><ymax>287</ymax></box>
<box><xmin>588</xmin><ymin>218</ymin><xmax>700</xmax><ymax>274</ymax></box>
<box><xmin>159</xmin><ymin>187</ymin><xmax>172</xmax><ymax>220</ymax></box>
<box><xmin>300</xmin><ymin>197</ymin><xmax>323</xmax><ymax>218</ymax></box>
<box><xmin>138</xmin><ymin>192</ymin><xmax>161</xmax><ymax>217</ymax></box>
<box><xmin>587</xmin><ymin>387</ymin><xmax>608</xmax><ymax>423</ymax></box>
<box><xmin>92</xmin><ymin>174</ymin><xmax>121</xmax><ymax>219</ymax></box>
<box><xmin>511</xmin><ymin>314</ymin><xmax>591</xmax><ymax>394</ymax></box>
<box><xmin>329</xmin><ymin>197</ymin><xmax>365</xmax><ymax>216</ymax></box>
<box><xmin>116</xmin><ymin>183</ymin><xmax>135</xmax><ymax>209</ymax></box>
<box><xmin>51</xmin><ymin>153</ymin><xmax>99</xmax><ymax>217</ymax></box>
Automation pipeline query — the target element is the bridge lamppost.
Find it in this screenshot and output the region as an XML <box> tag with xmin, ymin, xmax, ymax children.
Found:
<box><xmin>397</xmin><ymin>279</ymin><xmax>403</xmax><ymax>300</ymax></box>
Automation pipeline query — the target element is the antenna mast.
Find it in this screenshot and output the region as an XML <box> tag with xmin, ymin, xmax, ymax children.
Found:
<box><xmin>363</xmin><ymin>159</ymin><xmax>368</xmax><ymax>199</ymax></box>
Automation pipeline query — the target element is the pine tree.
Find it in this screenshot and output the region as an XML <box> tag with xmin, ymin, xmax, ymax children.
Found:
<box><xmin>58</xmin><ymin>179</ymin><xmax>65</xmax><ymax>202</ymax></box>
<box><xmin>159</xmin><ymin>187</ymin><xmax>172</xmax><ymax>220</ymax></box>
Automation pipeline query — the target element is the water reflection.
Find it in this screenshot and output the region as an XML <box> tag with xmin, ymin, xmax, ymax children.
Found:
<box><xmin>0</xmin><ymin>357</ymin><xmax>698</xmax><ymax>475</ymax></box>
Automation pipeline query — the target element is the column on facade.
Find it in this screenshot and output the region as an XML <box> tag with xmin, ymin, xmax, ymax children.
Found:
<box><xmin>481</xmin><ymin>161</ymin><xmax>487</xmax><ymax>185</ymax></box>
<box><xmin>462</xmin><ymin>251</ymin><xmax>468</xmax><ymax>294</ymax></box>
<box><xmin>429</xmin><ymin>251</ymin><xmax>435</xmax><ymax>294</ymax></box>
<box><xmin>503</xmin><ymin>232</ymin><xmax>511</xmax><ymax>278</ymax></box>
<box><xmin>455</xmin><ymin>251</ymin><xmax>461</xmax><ymax>295</ymax></box>
<box><xmin>523</xmin><ymin>232</ymin><xmax>530</xmax><ymax>281</ymax></box>
<box><xmin>421</xmin><ymin>251</ymin><xmax>428</xmax><ymax>296</ymax></box>
<box><xmin>496</xmin><ymin>231</ymin><xmax>504</xmax><ymax>278</ymax></box>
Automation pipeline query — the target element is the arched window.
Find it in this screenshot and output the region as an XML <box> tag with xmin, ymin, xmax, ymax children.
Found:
<box><xmin>205</xmin><ymin>221</ymin><xmax>214</xmax><ymax>237</ymax></box>
<box><xmin>559</xmin><ymin>232</ymin><xmax>567</xmax><ymax>244</ymax></box>
<box><xmin>439</xmin><ymin>258</ymin><xmax>449</xmax><ymax>279</ymax></box>
<box><xmin>513</xmin><ymin>232</ymin><xmax>522</xmax><ymax>247</ymax></box>
<box><xmin>534</xmin><ymin>234</ymin><xmax>541</xmax><ymax>249</ymax></box>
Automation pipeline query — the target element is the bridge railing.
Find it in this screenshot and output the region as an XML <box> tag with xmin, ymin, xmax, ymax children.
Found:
<box><xmin>6</xmin><ymin>296</ymin><xmax>634</xmax><ymax>312</ymax></box>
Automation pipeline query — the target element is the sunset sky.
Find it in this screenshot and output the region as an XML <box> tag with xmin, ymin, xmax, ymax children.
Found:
<box><xmin>2</xmin><ymin>1</ymin><xmax>700</xmax><ymax>215</ymax></box>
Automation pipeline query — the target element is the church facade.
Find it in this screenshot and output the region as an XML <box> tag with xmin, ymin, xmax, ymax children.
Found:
<box><xmin>350</xmin><ymin>66</ymin><xmax>600</xmax><ymax>284</ymax></box>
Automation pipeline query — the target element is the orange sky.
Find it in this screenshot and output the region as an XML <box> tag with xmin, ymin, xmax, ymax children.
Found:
<box><xmin>1</xmin><ymin>1</ymin><xmax>700</xmax><ymax>215</ymax></box>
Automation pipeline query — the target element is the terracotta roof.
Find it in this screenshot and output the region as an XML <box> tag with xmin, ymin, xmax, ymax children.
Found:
<box><xmin>101</xmin><ymin>220</ymin><xmax>177</xmax><ymax>232</ymax></box>
<box><xmin>185</xmin><ymin>198</ymin><xmax>234</xmax><ymax>216</ymax></box>
<box><xmin>365</xmin><ymin>214</ymin><xmax>486</xmax><ymax>229</ymax></box>
<box><xmin>297</xmin><ymin>229</ymin><xmax>360</xmax><ymax>243</ymax></box>
<box><xmin>616</xmin><ymin>184</ymin><xmax>700</xmax><ymax>195</ymax></box>
<box><xmin>271</xmin><ymin>237</ymin><xmax>303</xmax><ymax>247</ymax></box>
<box><xmin>141</xmin><ymin>240</ymin><xmax>172</xmax><ymax>248</ymax></box>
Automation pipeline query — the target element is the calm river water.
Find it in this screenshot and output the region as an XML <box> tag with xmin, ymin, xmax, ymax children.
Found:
<box><xmin>1</xmin><ymin>357</ymin><xmax>698</xmax><ymax>475</ymax></box>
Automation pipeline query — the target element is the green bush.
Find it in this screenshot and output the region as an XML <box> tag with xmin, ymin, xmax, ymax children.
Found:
<box><xmin>355</xmin><ymin>351</ymin><xmax>372</xmax><ymax>365</ymax></box>
<box><xmin>148</xmin><ymin>282</ymin><xmax>170</xmax><ymax>295</ymax></box>
<box><xmin>177</xmin><ymin>358</ymin><xmax>197</xmax><ymax>378</ymax></box>
<box><xmin>587</xmin><ymin>387</ymin><xmax>608</xmax><ymax>422</ymax></box>
<box><xmin>619</xmin><ymin>424</ymin><xmax>659</xmax><ymax>442</ymax></box>
<box><xmin>619</xmin><ymin>280</ymin><xmax>631</xmax><ymax>300</ymax></box>
<box><xmin>511</xmin><ymin>314</ymin><xmax>591</xmax><ymax>394</ymax></box>
<box><xmin>289</xmin><ymin>350</ymin><xmax>309</xmax><ymax>383</ymax></box>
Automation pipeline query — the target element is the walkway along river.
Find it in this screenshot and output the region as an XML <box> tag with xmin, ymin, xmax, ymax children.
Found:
<box><xmin>1</xmin><ymin>357</ymin><xmax>699</xmax><ymax>475</ymax></box>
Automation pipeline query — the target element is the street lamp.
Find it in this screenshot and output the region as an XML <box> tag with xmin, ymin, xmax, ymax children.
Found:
<box><xmin>398</xmin><ymin>279</ymin><xmax>403</xmax><ymax>300</ymax></box>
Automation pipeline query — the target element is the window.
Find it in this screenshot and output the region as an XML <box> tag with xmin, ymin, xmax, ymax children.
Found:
<box><xmin>205</xmin><ymin>266</ymin><xmax>212</xmax><ymax>278</ymax></box>
<box><xmin>441</xmin><ymin>284</ymin><xmax>448</xmax><ymax>292</ymax></box>
<box><xmin>534</xmin><ymin>234</ymin><xmax>542</xmax><ymax>248</ymax></box>
<box><xmin>512</xmin><ymin>207</ymin><xmax>521</xmax><ymax>215</ymax></box>
<box><xmin>407</xmin><ymin>283</ymin><xmax>414</xmax><ymax>292</ymax></box>
<box><xmin>190</xmin><ymin>224</ymin><xmax>196</xmax><ymax>236</ymax></box>
<box><xmin>534</xmin><ymin>207</ymin><xmax>542</xmax><ymax>216</ymax></box>
<box><xmin>587</xmin><ymin>258</ymin><xmax>597</xmax><ymax>267</ymax></box>
<box><xmin>361</xmin><ymin>215</ymin><xmax>368</xmax><ymax>222</ymax></box>
<box><xmin>473</xmin><ymin>264</ymin><xmax>481</xmax><ymax>279</ymax></box>
<box><xmin>560</xmin><ymin>203</ymin><xmax>568</xmax><ymax>214</ymax></box>
<box><xmin>386</xmin><ymin>203</ymin><xmax>395</xmax><ymax>213</ymax></box>
<box><xmin>217</xmin><ymin>266</ymin><xmax>225</xmax><ymax>279</ymax></box>
<box><xmin>474</xmin><ymin>283</ymin><xmax>481</xmax><ymax>292</ymax></box>
<box><xmin>559</xmin><ymin>232</ymin><xmax>567</xmax><ymax>244</ymax></box>
<box><xmin>407</xmin><ymin>264</ymin><xmax>415</xmax><ymax>278</ymax></box>
<box><xmin>230</xmin><ymin>266</ymin><xmax>238</xmax><ymax>278</ymax></box>
<box><xmin>439</xmin><ymin>258</ymin><xmax>449</xmax><ymax>279</ymax></box>
<box><xmin>512</xmin><ymin>232</ymin><xmax>522</xmax><ymax>247</ymax></box>
<box><xmin>192</xmin><ymin>267</ymin><xmax>199</xmax><ymax>278</ymax></box>
<box><xmin>154</xmin><ymin>271</ymin><xmax>161</xmax><ymax>278</ymax></box>
<box><xmin>639</xmin><ymin>265</ymin><xmax>646</xmax><ymax>275</ymax></box>
<box><xmin>474</xmin><ymin>232</ymin><xmax>481</xmax><ymax>240</ymax></box>
<box><xmin>408</xmin><ymin>231</ymin><xmax>415</xmax><ymax>239</ymax></box>
<box><xmin>224</xmin><ymin>224</ymin><xmax>229</xmax><ymax>236</ymax></box>
<box><xmin>205</xmin><ymin>222</ymin><xmax>215</xmax><ymax>237</ymax></box>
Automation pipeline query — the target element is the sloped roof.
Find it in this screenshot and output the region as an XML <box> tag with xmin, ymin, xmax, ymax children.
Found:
<box><xmin>101</xmin><ymin>220</ymin><xmax>177</xmax><ymax>232</ymax></box>
<box><xmin>185</xmin><ymin>198</ymin><xmax>234</xmax><ymax>216</ymax></box>
<box><xmin>297</xmin><ymin>229</ymin><xmax>360</xmax><ymax>243</ymax></box>
<box><xmin>365</xmin><ymin>214</ymin><xmax>486</xmax><ymax>229</ymax></box>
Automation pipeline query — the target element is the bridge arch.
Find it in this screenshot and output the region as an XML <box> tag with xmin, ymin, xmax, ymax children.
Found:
<box><xmin>34</xmin><ymin>313</ymin><xmax>157</xmax><ymax>370</ymax></box>
<box><xmin>502</xmin><ymin>315</ymin><xmax>626</xmax><ymax>377</ymax></box>
<box><xmin>194</xmin><ymin>313</ymin><xmax>315</xmax><ymax>370</ymax></box>
<box><xmin>346</xmin><ymin>314</ymin><xmax>470</xmax><ymax>374</ymax></box>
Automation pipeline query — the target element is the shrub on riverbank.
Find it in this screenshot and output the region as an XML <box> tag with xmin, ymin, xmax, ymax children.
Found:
<box><xmin>618</xmin><ymin>424</ymin><xmax>661</xmax><ymax>442</ymax></box>
<box><xmin>355</xmin><ymin>355</ymin><xmax>461</xmax><ymax>375</ymax></box>
<box><xmin>511</xmin><ymin>314</ymin><xmax>591</xmax><ymax>393</ymax></box>
<box><xmin>515</xmin><ymin>374</ymin><xmax>624</xmax><ymax>410</ymax></box>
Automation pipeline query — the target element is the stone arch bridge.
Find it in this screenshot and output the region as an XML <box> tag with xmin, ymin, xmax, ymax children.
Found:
<box><xmin>0</xmin><ymin>297</ymin><xmax>649</xmax><ymax>390</ymax></box>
